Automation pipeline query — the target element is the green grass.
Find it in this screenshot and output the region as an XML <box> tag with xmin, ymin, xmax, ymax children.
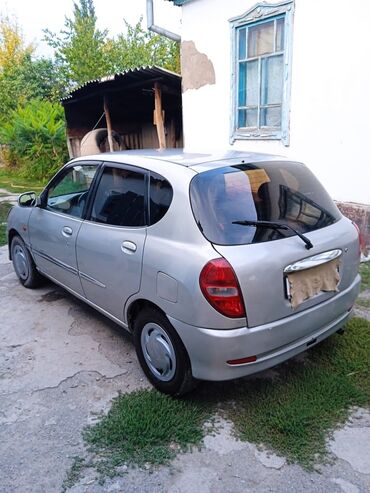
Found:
<box><xmin>61</xmin><ymin>457</ymin><xmax>86</xmax><ymax>493</ymax></box>
<box><xmin>83</xmin><ymin>390</ymin><xmax>212</xmax><ymax>472</ymax></box>
<box><xmin>356</xmin><ymin>297</ymin><xmax>370</xmax><ymax>309</ymax></box>
<box><xmin>0</xmin><ymin>169</ymin><xmax>45</xmax><ymax>193</ymax></box>
<box><xmin>225</xmin><ymin>317</ymin><xmax>370</xmax><ymax>466</ymax></box>
<box><xmin>359</xmin><ymin>262</ymin><xmax>370</xmax><ymax>292</ymax></box>
<box><xmin>0</xmin><ymin>202</ymin><xmax>12</xmax><ymax>246</ymax></box>
<box><xmin>78</xmin><ymin>318</ymin><xmax>369</xmax><ymax>483</ymax></box>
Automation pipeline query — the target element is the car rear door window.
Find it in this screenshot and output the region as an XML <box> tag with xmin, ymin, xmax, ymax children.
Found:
<box><xmin>149</xmin><ymin>172</ymin><xmax>173</xmax><ymax>225</ymax></box>
<box><xmin>91</xmin><ymin>166</ymin><xmax>146</xmax><ymax>227</ymax></box>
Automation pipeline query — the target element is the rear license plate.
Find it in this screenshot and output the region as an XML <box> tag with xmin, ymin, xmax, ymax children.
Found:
<box><xmin>286</xmin><ymin>258</ymin><xmax>340</xmax><ymax>308</ymax></box>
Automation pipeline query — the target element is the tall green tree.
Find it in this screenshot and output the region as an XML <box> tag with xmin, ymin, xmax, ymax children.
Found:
<box><xmin>108</xmin><ymin>19</ymin><xmax>180</xmax><ymax>74</ymax></box>
<box><xmin>0</xmin><ymin>15</ymin><xmax>33</xmax><ymax>71</ymax></box>
<box><xmin>0</xmin><ymin>55</ymin><xmax>64</xmax><ymax>121</ymax></box>
<box><xmin>0</xmin><ymin>16</ymin><xmax>62</xmax><ymax>121</ymax></box>
<box><xmin>21</xmin><ymin>57</ymin><xmax>65</xmax><ymax>102</ymax></box>
<box><xmin>44</xmin><ymin>0</ymin><xmax>110</xmax><ymax>88</ymax></box>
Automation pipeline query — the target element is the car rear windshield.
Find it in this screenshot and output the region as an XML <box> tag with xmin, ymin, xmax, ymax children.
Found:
<box><xmin>190</xmin><ymin>161</ymin><xmax>341</xmax><ymax>246</ymax></box>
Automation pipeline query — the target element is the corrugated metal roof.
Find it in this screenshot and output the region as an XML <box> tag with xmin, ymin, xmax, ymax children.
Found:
<box><xmin>61</xmin><ymin>66</ymin><xmax>181</xmax><ymax>104</ymax></box>
<box><xmin>168</xmin><ymin>0</ymin><xmax>192</xmax><ymax>5</ymax></box>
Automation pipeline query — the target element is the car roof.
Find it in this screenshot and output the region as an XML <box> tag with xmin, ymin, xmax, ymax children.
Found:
<box><xmin>71</xmin><ymin>149</ymin><xmax>290</xmax><ymax>170</ymax></box>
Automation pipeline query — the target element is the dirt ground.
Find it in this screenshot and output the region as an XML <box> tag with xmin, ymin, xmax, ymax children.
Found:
<box><xmin>1</xmin><ymin>244</ymin><xmax>369</xmax><ymax>493</ymax></box>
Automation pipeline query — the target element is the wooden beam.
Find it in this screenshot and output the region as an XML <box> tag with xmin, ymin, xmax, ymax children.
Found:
<box><xmin>62</xmin><ymin>76</ymin><xmax>178</xmax><ymax>106</ymax></box>
<box><xmin>154</xmin><ymin>82</ymin><xmax>166</xmax><ymax>149</ymax></box>
<box><xmin>103</xmin><ymin>95</ymin><xmax>114</xmax><ymax>152</ymax></box>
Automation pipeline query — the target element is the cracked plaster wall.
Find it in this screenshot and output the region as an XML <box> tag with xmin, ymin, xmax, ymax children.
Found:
<box><xmin>181</xmin><ymin>40</ymin><xmax>215</xmax><ymax>92</ymax></box>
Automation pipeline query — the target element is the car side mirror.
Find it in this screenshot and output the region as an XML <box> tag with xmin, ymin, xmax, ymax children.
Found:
<box><xmin>18</xmin><ymin>191</ymin><xmax>37</xmax><ymax>207</ymax></box>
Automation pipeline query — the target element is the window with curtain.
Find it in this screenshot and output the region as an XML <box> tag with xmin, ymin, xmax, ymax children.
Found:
<box><xmin>230</xmin><ymin>1</ymin><xmax>294</xmax><ymax>145</ymax></box>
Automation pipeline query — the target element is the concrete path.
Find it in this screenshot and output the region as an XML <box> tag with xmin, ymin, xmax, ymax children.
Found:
<box><xmin>0</xmin><ymin>245</ymin><xmax>369</xmax><ymax>493</ymax></box>
<box><xmin>0</xmin><ymin>188</ymin><xmax>18</xmax><ymax>205</ymax></box>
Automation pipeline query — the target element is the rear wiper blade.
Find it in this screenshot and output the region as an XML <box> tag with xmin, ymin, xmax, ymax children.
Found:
<box><xmin>232</xmin><ymin>219</ymin><xmax>314</xmax><ymax>250</ymax></box>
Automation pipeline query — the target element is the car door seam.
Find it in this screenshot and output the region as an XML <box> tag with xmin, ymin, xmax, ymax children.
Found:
<box><xmin>32</xmin><ymin>248</ymin><xmax>79</xmax><ymax>276</ymax></box>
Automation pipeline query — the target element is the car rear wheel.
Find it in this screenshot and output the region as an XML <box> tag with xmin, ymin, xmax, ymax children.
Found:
<box><xmin>11</xmin><ymin>235</ymin><xmax>42</xmax><ymax>288</ymax></box>
<box><xmin>133</xmin><ymin>308</ymin><xmax>196</xmax><ymax>396</ymax></box>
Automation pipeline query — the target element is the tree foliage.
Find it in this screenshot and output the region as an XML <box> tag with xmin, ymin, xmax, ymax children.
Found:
<box><xmin>108</xmin><ymin>19</ymin><xmax>180</xmax><ymax>74</ymax></box>
<box><xmin>0</xmin><ymin>15</ymin><xmax>33</xmax><ymax>71</ymax></box>
<box><xmin>0</xmin><ymin>56</ymin><xmax>64</xmax><ymax>117</ymax></box>
<box><xmin>21</xmin><ymin>57</ymin><xmax>65</xmax><ymax>102</ymax></box>
<box><xmin>0</xmin><ymin>99</ymin><xmax>68</xmax><ymax>180</ymax></box>
<box><xmin>0</xmin><ymin>17</ymin><xmax>62</xmax><ymax>122</ymax></box>
<box><xmin>44</xmin><ymin>2</ymin><xmax>180</xmax><ymax>88</ymax></box>
<box><xmin>44</xmin><ymin>0</ymin><xmax>111</xmax><ymax>88</ymax></box>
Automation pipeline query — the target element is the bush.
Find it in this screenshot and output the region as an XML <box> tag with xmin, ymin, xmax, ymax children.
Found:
<box><xmin>0</xmin><ymin>99</ymin><xmax>68</xmax><ymax>180</ymax></box>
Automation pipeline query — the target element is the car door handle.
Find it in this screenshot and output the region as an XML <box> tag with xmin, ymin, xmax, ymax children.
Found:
<box><xmin>121</xmin><ymin>241</ymin><xmax>137</xmax><ymax>254</ymax></box>
<box><xmin>62</xmin><ymin>226</ymin><xmax>73</xmax><ymax>237</ymax></box>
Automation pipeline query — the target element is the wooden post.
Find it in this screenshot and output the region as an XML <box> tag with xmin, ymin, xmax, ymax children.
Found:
<box><xmin>154</xmin><ymin>82</ymin><xmax>166</xmax><ymax>149</ymax></box>
<box><xmin>103</xmin><ymin>95</ymin><xmax>114</xmax><ymax>152</ymax></box>
<box><xmin>66</xmin><ymin>137</ymin><xmax>74</xmax><ymax>158</ymax></box>
<box><xmin>170</xmin><ymin>118</ymin><xmax>177</xmax><ymax>148</ymax></box>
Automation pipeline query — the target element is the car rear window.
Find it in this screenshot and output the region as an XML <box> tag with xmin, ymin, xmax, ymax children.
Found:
<box><xmin>190</xmin><ymin>161</ymin><xmax>341</xmax><ymax>246</ymax></box>
<box><xmin>91</xmin><ymin>166</ymin><xmax>146</xmax><ymax>227</ymax></box>
<box><xmin>149</xmin><ymin>172</ymin><xmax>173</xmax><ymax>225</ymax></box>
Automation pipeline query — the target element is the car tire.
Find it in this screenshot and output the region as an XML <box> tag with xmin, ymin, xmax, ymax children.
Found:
<box><xmin>11</xmin><ymin>235</ymin><xmax>42</xmax><ymax>288</ymax></box>
<box><xmin>133</xmin><ymin>308</ymin><xmax>196</xmax><ymax>396</ymax></box>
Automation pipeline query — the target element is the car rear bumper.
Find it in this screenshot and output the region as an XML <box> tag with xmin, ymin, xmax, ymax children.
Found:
<box><xmin>168</xmin><ymin>274</ymin><xmax>361</xmax><ymax>381</ymax></box>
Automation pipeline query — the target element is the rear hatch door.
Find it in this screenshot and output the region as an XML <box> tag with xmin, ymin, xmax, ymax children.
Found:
<box><xmin>190</xmin><ymin>160</ymin><xmax>360</xmax><ymax>327</ymax></box>
<box><xmin>214</xmin><ymin>220</ymin><xmax>359</xmax><ymax>327</ymax></box>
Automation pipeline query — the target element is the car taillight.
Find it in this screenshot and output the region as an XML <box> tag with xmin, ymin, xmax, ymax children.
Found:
<box><xmin>199</xmin><ymin>258</ymin><xmax>245</xmax><ymax>318</ymax></box>
<box><xmin>353</xmin><ymin>221</ymin><xmax>363</xmax><ymax>257</ymax></box>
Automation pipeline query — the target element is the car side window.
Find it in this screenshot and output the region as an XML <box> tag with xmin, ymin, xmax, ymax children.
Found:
<box><xmin>90</xmin><ymin>166</ymin><xmax>146</xmax><ymax>227</ymax></box>
<box><xmin>47</xmin><ymin>165</ymin><xmax>97</xmax><ymax>218</ymax></box>
<box><xmin>149</xmin><ymin>172</ymin><xmax>173</xmax><ymax>225</ymax></box>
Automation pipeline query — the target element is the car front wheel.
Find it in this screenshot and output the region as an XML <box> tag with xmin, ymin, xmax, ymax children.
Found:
<box><xmin>11</xmin><ymin>235</ymin><xmax>42</xmax><ymax>288</ymax></box>
<box><xmin>133</xmin><ymin>308</ymin><xmax>196</xmax><ymax>396</ymax></box>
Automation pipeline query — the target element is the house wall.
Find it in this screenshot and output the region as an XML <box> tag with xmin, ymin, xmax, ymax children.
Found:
<box><xmin>179</xmin><ymin>0</ymin><xmax>370</xmax><ymax>205</ymax></box>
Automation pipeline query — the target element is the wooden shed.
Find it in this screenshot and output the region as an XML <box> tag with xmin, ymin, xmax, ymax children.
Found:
<box><xmin>61</xmin><ymin>66</ymin><xmax>183</xmax><ymax>158</ymax></box>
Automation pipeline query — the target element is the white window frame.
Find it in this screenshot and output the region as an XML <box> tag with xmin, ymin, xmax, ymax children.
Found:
<box><xmin>230</xmin><ymin>1</ymin><xmax>294</xmax><ymax>146</ymax></box>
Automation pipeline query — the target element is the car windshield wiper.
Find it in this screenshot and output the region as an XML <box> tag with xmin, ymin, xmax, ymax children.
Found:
<box><xmin>232</xmin><ymin>219</ymin><xmax>314</xmax><ymax>250</ymax></box>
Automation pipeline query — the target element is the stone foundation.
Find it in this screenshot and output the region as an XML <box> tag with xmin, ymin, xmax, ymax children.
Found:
<box><xmin>336</xmin><ymin>201</ymin><xmax>370</xmax><ymax>254</ymax></box>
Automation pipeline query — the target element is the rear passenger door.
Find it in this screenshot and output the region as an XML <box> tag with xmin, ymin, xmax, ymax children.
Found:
<box><xmin>76</xmin><ymin>163</ymin><xmax>148</xmax><ymax>322</ymax></box>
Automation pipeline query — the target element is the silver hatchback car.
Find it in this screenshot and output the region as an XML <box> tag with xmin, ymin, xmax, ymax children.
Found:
<box><xmin>7</xmin><ymin>150</ymin><xmax>361</xmax><ymax>395</ymax></box>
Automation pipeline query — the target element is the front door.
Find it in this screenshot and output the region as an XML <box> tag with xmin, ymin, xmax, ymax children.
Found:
<box><xmin>76</xmin><ymin>164</ymin><xmax>147</xmax><ymax>322</ymax></box>
<box><xmin>29</xmin><ymin>163</ymin><xmax>99</xmax><ymax>295</ymax></box>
